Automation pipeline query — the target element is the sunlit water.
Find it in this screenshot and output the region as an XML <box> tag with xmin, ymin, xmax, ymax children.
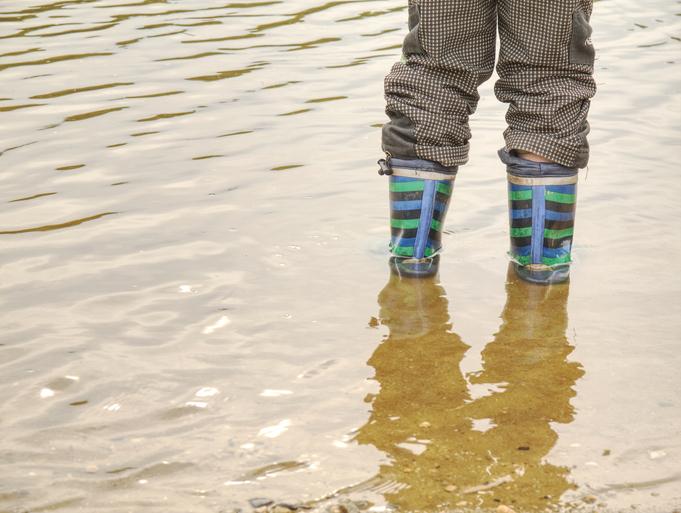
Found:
<box><xmin>1</xmin><ymin>1</ymin><xmax>680</xmax><ymax>512</ymax></box>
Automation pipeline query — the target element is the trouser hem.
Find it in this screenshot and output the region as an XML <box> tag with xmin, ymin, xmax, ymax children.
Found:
<box><xmin>415</xmin><ymin>143</ymin><xmax>470</xmax><ymax>167</ymax></box>
<box><xmin>504</xmin><ymin>131</ymin><xmax>589</xmax><ymax>169</ymax></box>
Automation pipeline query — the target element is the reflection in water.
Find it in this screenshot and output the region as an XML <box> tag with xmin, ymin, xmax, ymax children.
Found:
<box><xmin>0</xmin><ymin>211</ymin><xmax>117</xmax><ymax>234</ymax></box>
<box><xmin>356</xmin><ymin>266</ymin><xmax>583</xmax><ymax>511</ymax></box>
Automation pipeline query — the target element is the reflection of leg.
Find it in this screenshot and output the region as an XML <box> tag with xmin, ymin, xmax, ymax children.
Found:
<box><xmin>496</xmin><ymin>0</ymin><xmax>596</xmax><ymax>168</ymax></box>
<box><xmin>382</xmin><ymin>0</ymin><xmax>497</xmax><ymax>166</ymax></box>
<box><xmin>466</xmin><ymin>265</ymin><xmax>584</xmax><ymax>509</ymax></box>
<box><xmin>356</xmin><ymin>273</ymin><xmax>470</xmax><ymax>509</ymax></box>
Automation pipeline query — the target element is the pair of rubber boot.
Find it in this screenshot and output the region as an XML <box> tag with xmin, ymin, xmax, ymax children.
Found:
<box><xmin>378</xmin><ymin>149</ymin><xmax>578</xmax><ymax>284</ymax></box>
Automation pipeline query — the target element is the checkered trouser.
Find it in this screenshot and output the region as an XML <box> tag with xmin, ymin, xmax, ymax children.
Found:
<box><xmin>381</xmin><ymin>0</ymin><xmax>596</xmax><ymax>169</ymax></box>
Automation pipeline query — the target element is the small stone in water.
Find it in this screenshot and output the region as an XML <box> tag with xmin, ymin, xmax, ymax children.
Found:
<box><xmin>419</xmin><ymin>421</ymin><xmax>431</xmax><ymax>428</ymax></box>
<box><xmin>455</xmin><ymin>501</ymin><xmax>467</xmax><ymax>507</ymax></box>
<box><xmin>249</xmin><ymin>498</ymin><xmax>273</xmax><ymax>509</ymax></box>
<box><xmin>445</xmin><ymin>485</ymin><xmax>458</xmax><ymax>492</ymax></box>
<box><xmin>497</xmin><ymin>506</ymin><xmax>517</xmax><ymax>513</ymax></box>
<box><xmin>327</xmin><ymin>506</ymin><xmax>348</xmax><ymax>513</ymax></box>
<box><xmin>338</xmin><ymin>499</ymin><xmax>361</xmax><ymax>513</ymax></box>
<box><xmin>602</xmin><ymin>449</ymin><xmax>611</xmax><ymax>456</ymax></box>
<box><xmin>280</xmin><ymin>505</ymin><xmax>300</xmax><ymax>511</ymax></box>
<box><xmin>272</xmin><ymin>506</ymin><xmax>296</xmax><ymax>513</ymax></box>
<box><xmin>582</xmin><ymin>495</ymin><xmax>597</xmax><ymax>504</ymax></box>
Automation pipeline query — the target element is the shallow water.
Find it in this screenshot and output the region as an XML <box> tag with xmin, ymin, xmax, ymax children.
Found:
<box><xmin>1</xmin><ymin>1</ymin><xmax>680</xmax><ymax>512</ymax></box>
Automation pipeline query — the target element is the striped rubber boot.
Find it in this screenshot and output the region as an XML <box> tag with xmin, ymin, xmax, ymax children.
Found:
<box><xmin>500</xmin><ymin>149</ymin><xmax>578</xmax><ymax>285</ymax></box>
<box><xmin>377</xmin><ymin>156</ymin><xmax>457</xmax><ymax>278</ymax></box>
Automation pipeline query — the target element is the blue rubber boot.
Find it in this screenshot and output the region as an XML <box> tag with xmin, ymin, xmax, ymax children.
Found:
<box><xmin>500</xmin><ymin>149</ymin><xmax>578</xmax><ymax>285</ymax></box>
<box><xmin>377</xmin><ymin>156</ymin><xmax>457</xmax><ymax>278</ymax></box>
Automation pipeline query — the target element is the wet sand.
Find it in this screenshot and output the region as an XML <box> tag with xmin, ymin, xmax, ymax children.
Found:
<box><xmin>0</xmin><ymin>1</ymin><xmax>680</xmax><ymax>512</ymax></box>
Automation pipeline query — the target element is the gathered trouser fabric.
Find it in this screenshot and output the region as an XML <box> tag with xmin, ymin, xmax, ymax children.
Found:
<box><xmin>381</xmin><ymin>0</ymin><xmax>596</xmax><ymax>169</ymax></box>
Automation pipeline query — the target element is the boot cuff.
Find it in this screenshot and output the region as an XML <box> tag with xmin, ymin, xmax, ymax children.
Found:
<box><xmin>498</xmin><ymin>148</ymin><xmax>577</xmax><ymax>178</ymax></box>
<box><xmin>387</xmin><ymin>157</ymin><xmax>457</xmax><ymax>181</ymax></box>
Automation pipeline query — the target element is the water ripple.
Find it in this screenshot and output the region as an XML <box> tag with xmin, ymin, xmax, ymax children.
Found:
<box><xmin>0</xmin><ymin>0</ymin><xmax>679</xmax><ymax>512</ymax></box>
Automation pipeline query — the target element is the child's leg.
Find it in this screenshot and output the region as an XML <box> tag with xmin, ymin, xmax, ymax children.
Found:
<box><xmin>381</xmin><ymin>0</ymin><xmax>497</xmax><ymax>167</ymax></box>
<box><xmin>496</xmin><ymin>0</ymin><xmax>595</xmax><ymax>284</ymax></box>
<box><xmin>496</xmin><ymin>0</ymin><xmax>596</xmax><ymax>168</ymax></box>
<box><xmin>379</xmin><ymin>1</ymin><xmax>497</xmax><ymax>277</ymax></box>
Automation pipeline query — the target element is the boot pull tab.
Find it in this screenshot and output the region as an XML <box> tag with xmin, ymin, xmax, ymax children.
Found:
<box><xmin>377</xmin><ymin>158</ymin><xmax>393</xmax><ymax>176</ymax></box>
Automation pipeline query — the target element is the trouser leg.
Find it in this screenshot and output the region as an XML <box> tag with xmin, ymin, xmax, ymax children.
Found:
<box><xmin>381</xmin><ymin>0</ymin><xmax>497</xmax><ymax>167</ymax></box>
<box><xmin>495</xmin><ymin>0</ymin><xmax>596</xmax><ymax>168</ymax></box>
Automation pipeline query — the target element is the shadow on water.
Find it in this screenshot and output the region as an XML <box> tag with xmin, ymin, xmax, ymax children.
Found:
<box><xmin>354</xmin><ymin>265</ymin><xmax>583</xmax><ymax>511</ymax></box>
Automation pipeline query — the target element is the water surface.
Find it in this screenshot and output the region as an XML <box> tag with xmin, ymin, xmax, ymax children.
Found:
<box><xmin>1</xmin><ymin>1</ymin><xmax>680</xmax><ymax>512</ymax></box>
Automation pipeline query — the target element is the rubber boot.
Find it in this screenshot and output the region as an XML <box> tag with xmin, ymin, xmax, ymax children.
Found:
<box><xmin>378</xmin><ymin>156</ymin><xmax>457</xmax><ymax>278</ymax></box>
<box><xmin>500</xmin><ymin>149</ymin><xmax>578</xmax><ymax>285</ymax></box>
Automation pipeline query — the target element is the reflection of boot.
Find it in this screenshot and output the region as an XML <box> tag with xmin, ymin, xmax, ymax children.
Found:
<box><xmin>378</xmin><ymin>156</ymin><xmax>456</xmax><ymax>278</ymax></box>
<box><xmin>500</xmin><ymin>149</ymin><xmax>578</xmax><ymax>285</ymax></box>
<box><xmin>374</xmin><ymin>272</ymin><xmax>456</xmax><ymax>339</ymax></box>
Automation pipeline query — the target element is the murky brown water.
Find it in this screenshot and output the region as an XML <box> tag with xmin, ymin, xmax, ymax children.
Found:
<box><xmin>1</xmin><ymin>1</ymin><xmax>680</xmax><ymax>512</ymax></box>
